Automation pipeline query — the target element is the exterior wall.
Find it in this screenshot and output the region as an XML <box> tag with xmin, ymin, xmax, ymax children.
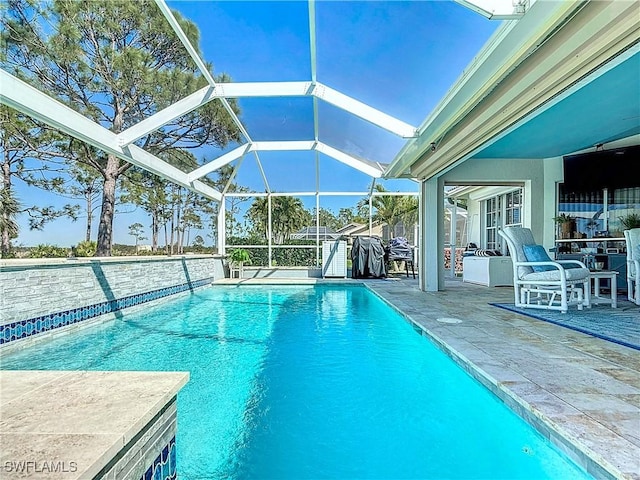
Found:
<box><xmin>543</xmin><ymin>156</ymin><xmax>564</xmax><ymax>249</ymax></box>
<box><xmin>442</xmin><ymin>157</ymin><xmax>546</xmax><ymax>245</ymax></box>
<box><xmin>0</xmin><ymin>255</ymin><xmax>225</xmax><ymax>348</ymax></box>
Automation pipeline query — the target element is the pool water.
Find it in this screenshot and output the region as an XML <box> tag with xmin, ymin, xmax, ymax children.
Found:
<box><xmin>1</xmin><ymin>285</ymin><xmax>591</xmax><ymax>479</ymax></box>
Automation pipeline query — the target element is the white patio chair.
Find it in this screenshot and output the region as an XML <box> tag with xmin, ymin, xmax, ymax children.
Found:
<box><xmin>623</xmin><ymin>228</ymin><xmax>640</xmax><ymax>305</ymax></box>
<box><xmin>499</xmin><ymin>227</ymin><xmax>590</xmax><ymax>313</ymax></box>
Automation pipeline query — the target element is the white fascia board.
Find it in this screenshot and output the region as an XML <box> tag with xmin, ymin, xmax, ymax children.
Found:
<box><xmin>315</xmin><ymin>142</ymin><xmax>384</xmax><ymax>178</ymax></box>
<box><xmin>117</xmin><ymin>86</ymin><xmax>215</xmax><ymax>146</ymax></box>
<box><xmin>1</xmin><ymin>70</ymin><xmax>222</xmax><ymax>201</ymax></box>
<box><xmin>385</xmin><ymin>1</ymin><xmax>582</xmax><ymax>178</ymax></box>
<box><xmin>216</xmin><ymin>82</ymin><xmax>310</xmax><ymax>97</ymax></box>
<box><xmin>313</xmin><ymin>83</ymin><xmax>418</xmax><ymax>138</ymax></box>
<box><xmin>187</xmin><ymin>144</ymin><xmax>250</xmax><ymax>182</ymax></box>
<box><xmin>250</xmin><ymin>141</ymin><xmax>316</xmax><ymax>151</ymax></box>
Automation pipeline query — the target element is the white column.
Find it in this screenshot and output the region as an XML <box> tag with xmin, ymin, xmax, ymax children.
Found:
<box><xmin>368</xmin><ymin>196</ymin><xmax>373</xmax><ymax>235</ymax></box>
<box><xmin>316</xmin><ymin>193</ymin><xmax>321</xmax><ymax>266</ymax></box>
<box><xmin>450</xmin><ymin>198</ymin><xmax>457</xmax><ymax>278</ymax></box>
<box><xmin>217</xmin><ymin>199</ymin><xmax>226</xmax><ymax>255</ymax></box>
<box><xmin>267</xmin><ymin>195</ymin><xmax>273</xmax><ymax>267</ymax></box>
<box><xmin>421</xmin><ymin>177</ymin><xmax>444</xmax><ymax>291</ymax></box>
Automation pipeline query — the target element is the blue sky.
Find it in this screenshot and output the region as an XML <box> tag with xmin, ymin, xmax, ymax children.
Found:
<box><xmin>12</xmin><ymin>1</ymin><xmax>498</xmax><ymax>247</ymax></box>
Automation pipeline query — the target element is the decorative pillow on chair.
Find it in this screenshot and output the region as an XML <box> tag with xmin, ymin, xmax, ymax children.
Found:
<box><xmin>522</xmin><ymin>244</ymin><xmax>555</xmax><ymax>272</ymax></box>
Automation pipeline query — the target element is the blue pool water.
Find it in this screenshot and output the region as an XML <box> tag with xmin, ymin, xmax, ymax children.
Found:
<box><xmin>1</xmin><ymin>285</ymin><xmax>591</xmax><ymax>479</ymax></box>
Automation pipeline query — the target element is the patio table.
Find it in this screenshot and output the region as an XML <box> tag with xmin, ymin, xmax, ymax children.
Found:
<box><xmin>587</xmin><ymin>270</ymin><xmax>618</xmax><ymax>308</ymax></box>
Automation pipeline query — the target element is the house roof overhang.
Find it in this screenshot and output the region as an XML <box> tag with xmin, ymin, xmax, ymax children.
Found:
<box><xmin>385</xmin><ymin>0</ymin><xmax>640</xmax><ymax>180</ymax></box>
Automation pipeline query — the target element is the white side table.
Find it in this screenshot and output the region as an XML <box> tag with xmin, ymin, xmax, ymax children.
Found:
<box><xmin>588</xmin><ymin>271</ymin><xmax>618</xmax><ymax>308</ymax></box>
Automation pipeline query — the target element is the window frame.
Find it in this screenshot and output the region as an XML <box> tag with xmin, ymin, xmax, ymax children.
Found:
<box><xmin>482</xmin><ymin>187</ymin><xmax>523</xmax><ymax>251</ymax></box>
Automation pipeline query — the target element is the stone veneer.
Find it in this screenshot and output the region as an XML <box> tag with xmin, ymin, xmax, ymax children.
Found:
<box><xmin>0</xmin><ymin>255</ymin><xmax>225</xmax><ymax>347</ymax></box>
<box><xmin>98</xmin><ymin>399</ymin><xmax>178</xmax><ymax>480</ymax></box>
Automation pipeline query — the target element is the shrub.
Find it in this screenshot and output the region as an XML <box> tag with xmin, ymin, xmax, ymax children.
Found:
<box><xmin>73</xmin><ymin>240</ymin><xmax>97</xmax><ymax>257</ymax></box>
<box><xmin>30</xmin><ymin>244</ymin><xmax>68</xmax><ymax>258</ymax></box>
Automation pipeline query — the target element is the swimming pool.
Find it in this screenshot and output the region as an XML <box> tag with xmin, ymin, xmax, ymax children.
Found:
<box><xmin>1</xmin><ymin>285</ymin><xmax>591</xmax><ymax>479</ymax></box>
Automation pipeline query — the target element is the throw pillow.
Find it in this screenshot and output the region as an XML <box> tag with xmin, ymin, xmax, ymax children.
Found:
<box><xmin>474</xmin><ymin>249</ymin><xmax>502</xmax><ymax>257</ymax></box>
<box><xmin>522</xmin><ymin>244</ymin><xmax>555</xmax><ymax>272</ymax></box>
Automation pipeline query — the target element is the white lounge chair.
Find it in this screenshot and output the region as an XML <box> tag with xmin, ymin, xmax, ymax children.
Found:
<box><xmin>624</xmin><ymin>228</ymin><xmax>640</xmax><ymax>305</ymax></box>
<box><xmin>499</xmin><ymin>227</ymin><xmax>591</xmax><ymax>313</ymax></box>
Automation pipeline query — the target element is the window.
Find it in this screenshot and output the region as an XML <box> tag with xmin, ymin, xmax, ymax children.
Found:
<box><xmin>483</xmin><ymin>188</ymin><xmax>523</xmax><ymax>251</ymax></box>
<box><xmin>505</xmin><ymin>190</ymin><xmax>522</xmax><ymax>227</ymax></box>
<box><xmin>558</xmin><ymin>185</ymin><xmax>640</xmax><ymax>237</ymax></box>
<box><xmin>485</xmin><ymin>197</ymin><xmax>499</xmax><ymax>249</ymax></box>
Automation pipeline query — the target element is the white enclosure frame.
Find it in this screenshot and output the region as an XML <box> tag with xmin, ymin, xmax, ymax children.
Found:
<box><xmin>0</xmin><ymin>0</ymin><xmax>517</xmax><ymax>263</ymax></box>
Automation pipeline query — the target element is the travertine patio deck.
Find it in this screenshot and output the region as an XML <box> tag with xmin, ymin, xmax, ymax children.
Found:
<box><xmin>217</xmin><ymin>276</ymin><xmax>640</xmax><ymax>480</ymax></box>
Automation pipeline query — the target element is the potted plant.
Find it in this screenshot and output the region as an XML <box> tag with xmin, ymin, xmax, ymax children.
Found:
<box><xmin>553</xmin><ymin>214</ymin><xmax>576</xmax><ymax>239</ymax></box>
<box><xmin>229</xmin><ymin>248</ymin><xmax>251</xmax><ymax>278</ymax></box>
<box><xmin>619</xmin><ymin>213</ymin><xmax>640</xmax><ymax>230</ymax></box>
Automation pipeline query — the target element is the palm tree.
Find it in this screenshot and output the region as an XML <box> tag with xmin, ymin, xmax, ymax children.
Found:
<box><xmin>400</xmin><ymin>196</ymin><xmax>419</xmax><ymax>231</ymax></box>
<box><xmin>272</xmin><ymin>196</ymin><xmax>310</xmax><ymax>244</ymax></box>
<box><xmin>370</xmin><ymin>185</ymin><xmax>402</xmax><ymax>236</ymax></box>
<box><xmin>246</xmin><ymin>195</ymin><xmax>311</xmax><ymax>244</ymax></box>
<box><xmin>247</xmin><ymin>196</ymin><xmax>269</xmax><ymax>241</ymax></box>
<box><xmin>359</xmin><ymin>185</ymin><xmax>418</xmax><ymax>240</ymax></box>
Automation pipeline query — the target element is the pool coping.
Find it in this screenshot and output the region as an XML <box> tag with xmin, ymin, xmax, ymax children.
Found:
<box><xmin>0</xmin><ymin>370</ymin><xmax>189</xmax><ymax>479</ymax></box>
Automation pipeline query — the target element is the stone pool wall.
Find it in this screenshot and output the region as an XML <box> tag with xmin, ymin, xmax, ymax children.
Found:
<box><xmin>0</xmin><ymin>255</ymin><xmax>225</xmax><ymax>348</ymax></box>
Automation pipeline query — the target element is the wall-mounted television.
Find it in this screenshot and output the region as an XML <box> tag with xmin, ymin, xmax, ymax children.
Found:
<box><xmin>562</xmin><ymin>145</ymin><xmax>639</xmax><ymax>192</ymax></box>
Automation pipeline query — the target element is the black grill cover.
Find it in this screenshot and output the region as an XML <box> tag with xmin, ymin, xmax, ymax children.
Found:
<box><xmin>351</xmin><ymin>236</ymin><xmax>386</xmax><ymax>278</ymax></box>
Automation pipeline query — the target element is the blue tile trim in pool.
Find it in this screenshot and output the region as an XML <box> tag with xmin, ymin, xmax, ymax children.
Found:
<box><xmin>0</xmin><ymin>278</ymin><xmax>213</xmax><ymax>345</ymax></box>
<box><xmin>141</xmin><ymin>436</ymin><xmax>176</xmax><ymax>480</ymax></box>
